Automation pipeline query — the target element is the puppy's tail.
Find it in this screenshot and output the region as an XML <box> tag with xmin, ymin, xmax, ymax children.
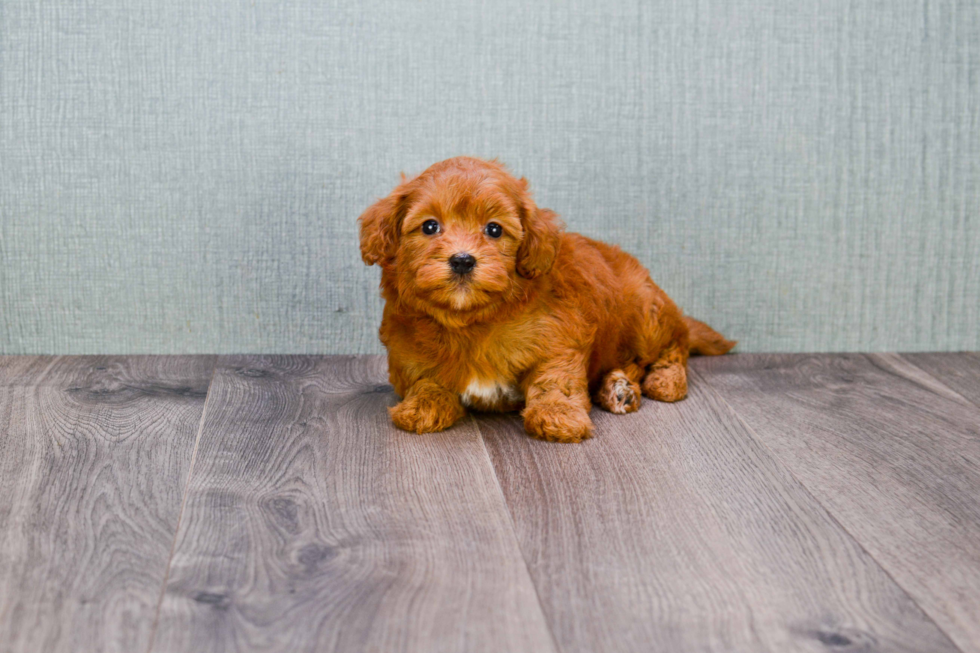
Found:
<box><xmin>684</xmin><ymin>316</ymin><xmax>736</xmax><ymax>356</ymax></box>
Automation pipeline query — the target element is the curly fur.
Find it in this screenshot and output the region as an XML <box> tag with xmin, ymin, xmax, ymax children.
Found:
<box><xmin>359</xmin><ymin>156</ymin><xmax>735</xmax><ymax>443</ymax></box>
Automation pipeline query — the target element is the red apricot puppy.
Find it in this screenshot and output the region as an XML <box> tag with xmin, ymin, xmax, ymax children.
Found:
<box><xmin>359</xmin><ymin>156</ymin><xmax>734</xmax><ymax>442</ymax></box>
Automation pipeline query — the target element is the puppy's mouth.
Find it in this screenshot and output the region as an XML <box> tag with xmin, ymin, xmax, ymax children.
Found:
<box><xmin>433</xmin><ymin>282</ymin><xmax>490</xmax><ymax>310</ymax></box>
<box><xmin>449</xmin><ymin>273</ymin><xmax>474</xmax><ymax>288</ymax></box>
<box><xmin>414</xmin><ymin>277</ymin><xmax>499</xmax><ymax>313</ymax></box>
<box><xmin>406</xmin><ymin>258</ymin><xmax>510</xmax><ymax>314</ymax></box>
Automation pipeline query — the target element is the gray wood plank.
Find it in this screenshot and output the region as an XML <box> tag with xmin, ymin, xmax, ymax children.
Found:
<box><xmin>0</xmin><ymin>355</ymin><xmax>215</xmax><ymax>653</ymax></box>
<box><xmin>693</xmin><ymin>353</ymin><xmax>980</xmax><ymax>653</ymax></box>
<box><xmin>0</xmin><ymin>355</ymin><xmax>55</xmax><ymax>381</ymax></box>
<box><xmin>480</xmin><ymin>370</ymin><xmax>957</xmax><ymax>653</ymax></box>
<box><xmin>900</xmin><ymin>352</ymin><xmax>980</xmax><ymax>409</ymax></box>
<box><xmin>150</xmin><ymin>355</ymin><xmax>556</xmax><ymax>653</ymax></box>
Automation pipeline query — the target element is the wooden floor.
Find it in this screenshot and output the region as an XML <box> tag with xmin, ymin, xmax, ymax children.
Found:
<box><xmin>1</xmin><ymin>354</ymin><xmax>978</xmax><ymax>653</ymax></box>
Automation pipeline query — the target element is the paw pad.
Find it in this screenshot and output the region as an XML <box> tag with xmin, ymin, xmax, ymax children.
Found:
<box><xmin>598</xmin><ymin>371</ymin><xmax>641</xmax><ymax>414</ymax></box>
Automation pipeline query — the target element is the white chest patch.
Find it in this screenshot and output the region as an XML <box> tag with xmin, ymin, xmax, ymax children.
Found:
<box><xmin>461</xmin><ymin>379</ymin><xmax>523</xmax><ymax>408</ymax></box>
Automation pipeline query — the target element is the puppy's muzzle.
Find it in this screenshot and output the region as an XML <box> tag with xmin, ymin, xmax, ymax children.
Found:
<box><xmin>449</xmin><ymin>252</ymin><xmax>476</xmax><ymax>275</ymax></box>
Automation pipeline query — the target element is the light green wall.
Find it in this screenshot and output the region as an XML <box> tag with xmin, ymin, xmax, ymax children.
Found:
<box><xmin>2</xmin><ymin>0</ymin><xmax>978</xmax><ymax>354</ymax></box>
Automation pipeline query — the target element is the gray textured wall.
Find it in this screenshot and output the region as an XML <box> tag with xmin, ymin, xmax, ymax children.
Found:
<box><xmin>1</xmin><ymin>0</ymin><xmax>978</xmax><ymax>354</ymax></box>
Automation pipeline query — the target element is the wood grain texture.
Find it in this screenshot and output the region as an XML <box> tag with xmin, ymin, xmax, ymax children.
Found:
<box><xmin>150</xmin><ymin>355</ymin><xmax>555</xmax><ymax>653</ymax></box>
<box><xmin>480</xmin><ymin>371</ymin><xmax>957</xmax><ymax>652</ymax></box>
<box><xmin>693</xmin><ymin>353</ymin><xmax>980</xmax><ymax>653</ymax></box>
<box><xmin>0</xmin><ymin>355</ymin><xmax>215</xmax><ymax>653</ymax></box>
<box><xmin>900</xmin><ymin>352</ymin><xmax>980</xmax><ymax>409</ymax></box>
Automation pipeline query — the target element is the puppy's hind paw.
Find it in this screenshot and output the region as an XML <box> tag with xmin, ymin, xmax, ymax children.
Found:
<box><xmin>642</xmin><ymin>363</ymin><xmax>688</xmax><ymax>403</ymax></box>
<box><xmin>596</xmin><ymin>370</ymin><xmax>641</xmax><ymax>414</ymax></box>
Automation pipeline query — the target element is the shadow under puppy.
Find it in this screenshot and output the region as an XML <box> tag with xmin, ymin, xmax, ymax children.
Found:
<box><xmin>359</xmin><ymin>156</ymin><xmax>735</xmax><ymax>443</ymax></box>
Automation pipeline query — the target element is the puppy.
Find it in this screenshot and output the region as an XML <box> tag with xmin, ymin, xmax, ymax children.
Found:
<box><xmin>359</xmin><ymin>156</ymin><xmax>735</xmax><ymax>443</ymax></box>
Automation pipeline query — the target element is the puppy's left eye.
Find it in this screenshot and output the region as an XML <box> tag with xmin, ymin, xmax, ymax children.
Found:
<box><xmin>484</xmin><ymin>222</ymin><xmax>503</xmax><ymax>239</ymax></box>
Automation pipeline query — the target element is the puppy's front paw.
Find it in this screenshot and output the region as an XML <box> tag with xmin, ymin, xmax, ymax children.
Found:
<box><xmin>522</xmin><ymin>399</ymin><xmax>594</xmax><ymax>443</ymax></box>
<box><xmin>389</xmin><ymin>385</ymin><xmax>465</xmax><ymax>434</ymax></box>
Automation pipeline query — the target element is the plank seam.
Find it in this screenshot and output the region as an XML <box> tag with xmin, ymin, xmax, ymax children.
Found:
<box><xmin>689</xmin><ymin>365</ymin><xmax>968</xmax><ymax>653</ymax></box>
<box><xmin>144</xmin><ymin>357</ymin><xmax>220</xmax><ymax>653</ymax></box>
<box><xmin>471</xmin><ymin>414</ymin><xmax>563</xmax><ymax>653</ymax></box>
<box><xmin>883</xmin><ymin>353</ymin><xmax>980</xmax><ymax>412</ymax></box>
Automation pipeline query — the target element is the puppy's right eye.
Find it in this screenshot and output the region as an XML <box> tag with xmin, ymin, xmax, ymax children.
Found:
<box><xmin>421</xmin><ymin>220</ymin><xmax>440</xmax><ymax>235</ymax></box>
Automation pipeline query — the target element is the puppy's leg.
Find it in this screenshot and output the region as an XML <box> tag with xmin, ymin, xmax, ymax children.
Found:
<box><xmin>595</xmin><ymin>367</ymin><xmax>642</xmax><ymax>414</ymax></box>
<box><xmin>642</xmin><ymin>344</ymin><xmax>688</xmax><ymax>402</ymax></box>
<box><xmin>389</xmin><ymin>378</ymin><xmax>466</xmax><ymax>434</ymax></box>
<box><xmin>521</xmin><ymin>354</ymin><xmax>594</xmax><ymax>443</ymax></box>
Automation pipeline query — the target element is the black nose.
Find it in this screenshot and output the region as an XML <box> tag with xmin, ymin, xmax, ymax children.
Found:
<box><xmin>449</xmin><ymin>252</ymin><xmax>476</xmax><ymax>275</ymax></box>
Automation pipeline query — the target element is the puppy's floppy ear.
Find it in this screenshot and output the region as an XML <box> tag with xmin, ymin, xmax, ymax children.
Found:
<box><xmin>359</xmin><ymin>181</ymin><xmax>411</xmax><ymax>266</ymax></box>
<box><xmin>515</xmin><ymin>178</ymin><xmax>562</xmax><ymax>279</ymax></box>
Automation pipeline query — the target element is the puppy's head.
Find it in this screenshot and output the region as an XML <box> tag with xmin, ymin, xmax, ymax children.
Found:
<box><xmin>359</xmin><ymin>157</ymin><xmax>561</xmax><ymax>320</ymax></box>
